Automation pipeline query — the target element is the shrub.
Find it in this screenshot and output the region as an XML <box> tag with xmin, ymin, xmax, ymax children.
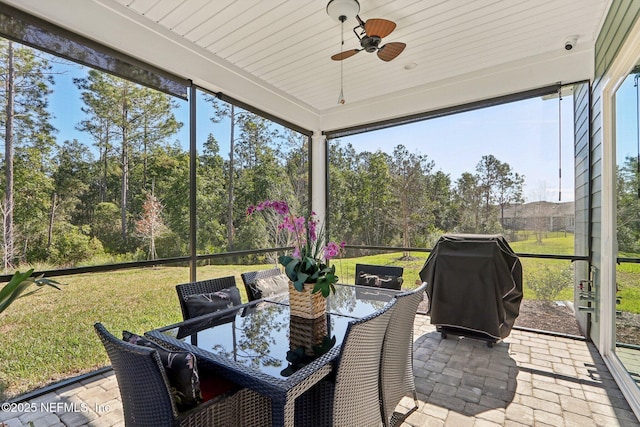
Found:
<box><xmin>525</xmin><ymin>265</ymin><xmax>573</xmax><ymax>301</ymax></box>
<box><xmin>49</xmin><ymin>224</ymin><xmax>104</xmax><ymax>266</ymax></box>
<box><xmin>155</xmin><ymin>231</ymin><xmax>186</xmax><ymax>258</ymax></box>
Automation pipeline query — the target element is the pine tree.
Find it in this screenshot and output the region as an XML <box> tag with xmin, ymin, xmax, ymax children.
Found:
<box><xmin>75</xmin><ymin>71</ymin><xmax>180</xmax><ymax>249</ymax></box>
<box><xmin>0</xmin><ymin>40</ymin><xmax>55</xmax><ymax>270</ymax></box>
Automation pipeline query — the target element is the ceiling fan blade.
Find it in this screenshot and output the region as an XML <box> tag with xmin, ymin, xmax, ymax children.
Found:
<box><xmin>364</xmin><ymin>18</ymin><xmax>396</xmax><ymax>38</ymax></box>
<box><xmin>331</xmin><ymin>49</ymin><xmax>361</xmax><ymax>61</ymax></box>
<box><xmin>377</xmin><ymin>42</ymin><xmax>406</xmax><ymax>61</ymax></box>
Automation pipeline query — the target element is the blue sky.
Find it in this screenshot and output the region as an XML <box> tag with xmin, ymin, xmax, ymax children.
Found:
<box><xmin>48</xmin><ymin>59</ymin><xmax>615</xmax><ymax>204</ymax></box>
<box><xmin>49</xmin><ymin>61</ymin><xmax>221</xmax><ymax>155</ymax></box>
<box><xmin>616</xmin><ymin>73</ymin><xmax>640</xmax><ymax>169</ymax></box>
<box><xmin>343</xmin><ymin>95</ymin><xmax>576</xmax><ymax>202</ymax></box>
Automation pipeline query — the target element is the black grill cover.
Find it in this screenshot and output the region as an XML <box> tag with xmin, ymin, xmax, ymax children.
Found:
<box><xmin>419</xmin><ymin>234</ymin><xmax>523</xmax><ymax>339</ymax></box>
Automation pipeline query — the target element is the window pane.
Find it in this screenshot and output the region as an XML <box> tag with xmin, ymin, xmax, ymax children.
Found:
<box><xmin>614</xmin><ymin>70</ymin><xmax>640</xmax><ymax>375</ymax></box>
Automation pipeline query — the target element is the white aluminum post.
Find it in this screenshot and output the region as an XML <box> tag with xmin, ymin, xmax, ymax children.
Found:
<box><xmin>310</xmin><ymin>130</ymin><xmax>327</xmax><ymax>233</ymax></box>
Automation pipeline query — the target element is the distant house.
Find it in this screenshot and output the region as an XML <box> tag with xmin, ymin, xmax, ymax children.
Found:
<box><xmin>501</xmin><ymin>201</ymin><xmax>575</xmax><ymax>233</ymax></box>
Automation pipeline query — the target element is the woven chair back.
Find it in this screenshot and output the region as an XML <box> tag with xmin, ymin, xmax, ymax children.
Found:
<box><xmin>380</xmin><ymin>282</ymin><xmax>428</xmax><ymax>426</ymax></box>
<box><xmin>175</xmin><ymin>276</ymin><xmax>237</xmax><ymax>320</ymax></box>
<box><xmin>241</xmin><ymin>267</ymin><xmax>282</xmax><ymax>301</ymax></box>
<box><xmin>332</xmin><ymin>299</ymin><xmax>397</xmax><ymax>427</ymax></box>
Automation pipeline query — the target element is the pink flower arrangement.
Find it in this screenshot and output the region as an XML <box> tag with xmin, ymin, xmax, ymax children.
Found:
<box><xmin>247</xmin><ymin>200</ymin><xmax>345</xmax><ymax>296</ymax></box>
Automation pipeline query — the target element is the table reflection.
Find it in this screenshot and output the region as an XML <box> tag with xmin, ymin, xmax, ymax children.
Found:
<box><xmin>161</xmin><ymin>302</ymin><xmax>351</xmax><ymax>378</ymax></box>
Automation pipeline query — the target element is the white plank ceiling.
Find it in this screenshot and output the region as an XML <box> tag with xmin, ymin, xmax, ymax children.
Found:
<box><xmin>4</xmin><ymin>0</ymin><xmax>611</xmax><ymax>130</ymax></box>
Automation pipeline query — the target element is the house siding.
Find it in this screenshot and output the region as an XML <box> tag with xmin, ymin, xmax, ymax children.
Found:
<box><xmin>595</xmin><ymin>0</ymin><xmax>640</xmax><ymax>78</ymax></box>
<box><xmin>573</xmin><ymin>82</ymin><xmax>590</xmax><ymax>334</ymax></box>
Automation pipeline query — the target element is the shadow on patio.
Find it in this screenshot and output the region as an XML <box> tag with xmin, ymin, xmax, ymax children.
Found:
<box><xmin>406</xmin><ymin>316</ymin><xmax>639</xmax><ymax>426</ymax></box>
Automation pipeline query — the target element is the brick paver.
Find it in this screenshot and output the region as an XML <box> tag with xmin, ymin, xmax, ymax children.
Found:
<box><xmin>1</xmin><ymin>373</ymin><xmax>124</xmax><ymax>427</ymax></box>
<box><xmin>2</xmin><ymin>315</ymin><xmax>639</xmax><ymax>426</ymax></box>
<box><xmin>406</xmin><ymin>316</ymin><xmax>640</xmax><ymax>426</ymax></box>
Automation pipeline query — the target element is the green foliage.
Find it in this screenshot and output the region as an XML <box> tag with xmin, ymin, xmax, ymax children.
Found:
<box><xmin>390</xmin><ymin>145</ymin><xmax>434</xmax><ymax>250</ymax></box>
<box><xmin>0</xmin><ymin>41</ymin><xmax>57</xmax><ymax>268</ymax></box>
<box><xmin>280</xmin><ymin>254</ymin><xmax>337</xmax><ymax>297</ymax></box>
<box><xmin>525</xmin><ymin>264</ymin><xmax>573</xmax><ymax>301</ymax></box>
<box><xmin>49</xmin><ymin>224</ymin><xmax>104</xmax><ymax>266</ymax></box>
<box><xmin>0</xmin><ymin>41</ymin><xmax>587</xmax><ymax>298</ymax></box>
<box><xmin>476</xmin><ymin>155</ymin><xmax>524</xmax><ymax>231</ymax></box>
<box><xmin>92</xmin><ymin>202</ymin><xmax>122</xmax><ymax>253</ymax></box>
<box><xmin>155</xmin><ymin>230</ymin><xmax>187</xmax><ymax>258</ymax></box>
<box><xmin>196</xmin><ymin>135</ymin><xmax>227</xmax><ymax>252</ymax></box>
<box><xmin>349</xmin><ymin>151</ymin><xmax>394</xmax><ymax>246</ymax></box>
<box><xmin>150</xmin><ymin>145</ymin><xmax>190</xmax><ymax>242</ymax></box>
<box><xmin>0</xmin><ymin>269</ymin><xmax>61</xmax><ymax>314</ymax></box>
<box><xmin>3</xmin><ymin>40</ymin><xmax>540</xmax><ymax>272</ymax></box>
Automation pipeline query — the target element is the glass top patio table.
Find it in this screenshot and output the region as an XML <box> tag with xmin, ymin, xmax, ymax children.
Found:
<box><xmin>145</xmin><ymin>283</ymin><xmax>397</xmax><ymax>427</ymax></box>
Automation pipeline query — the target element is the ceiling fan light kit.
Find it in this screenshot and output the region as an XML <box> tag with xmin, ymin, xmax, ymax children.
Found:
<box><xmin>326</xmin><ymin>0</ymin><xmax>360</xmax><ymax>22</ymax></box>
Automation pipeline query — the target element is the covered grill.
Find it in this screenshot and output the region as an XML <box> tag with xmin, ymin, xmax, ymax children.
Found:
<box><xmin>419</xmin><ymin>234</ymin><xmax>523</xmax><ymax>343</ymax></box>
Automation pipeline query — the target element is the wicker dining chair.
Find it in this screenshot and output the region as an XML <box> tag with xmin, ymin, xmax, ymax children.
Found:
<box><xmin>175</xmin><ymin>276</ymin><xmax>238</xmax><ymax>320</ymax></box>
<box><xmin>355</xmin><ymin>264</ymin><xmax>404</xmax><ymax>290</ymax></box>
<box><xmin>295</xmin><ymin>298</ymin><xmax>397</xmax><ymax>427</ymax></box>
<box><xmin>380</xmin><ymin>282</ymin><xmax>428</xmax><ymax>427</ymax></box>
<box><xmin>240</xmin><ymin>267</ymin><xmax>283</xmax><ymax>301</ymax></box>
<box><xmin>94</xmin><ymin>322</ymin><xmax>268</xmax><ymax>427</ymax></box>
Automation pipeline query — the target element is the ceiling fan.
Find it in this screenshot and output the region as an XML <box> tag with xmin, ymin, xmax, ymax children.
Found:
<box><xmin>327</xmin><ymin>0</ymin><xmax>406</xmax><ymax>62</ymax></box>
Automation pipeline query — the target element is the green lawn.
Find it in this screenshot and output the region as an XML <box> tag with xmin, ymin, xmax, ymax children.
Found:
<box><xmin>1</xmin><ymin>234</ymin><xmax>639</xmax><ymax>400</ymax></box>
<box><xmin>509</xmin><ymin>234</ymin><xmax>640</xmax><ymax>312</ymax></box>
<box><xmin>614</xmin><ymin>262</ymin><xmax>640</xmax><ymax>313</ymax></box>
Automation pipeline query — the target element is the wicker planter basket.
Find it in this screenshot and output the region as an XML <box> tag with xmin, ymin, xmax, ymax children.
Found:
<box><xmin>289</xmin><ymin>314</ymin><xmax>328</xmax><ymax>355</ymax></box>
<box><xmin>288</xmin><ymin>281</ymin><xmax>326</xmax><ymax>319</ymax></box>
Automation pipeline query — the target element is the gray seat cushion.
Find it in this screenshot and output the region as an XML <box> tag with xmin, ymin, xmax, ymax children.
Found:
<box><xmin>184</xmin><ymin>287</ymin><xmax>241</xmax><ymax>318</ymax></box>
<box><xmin>253</xmin><ymin>274</ymin><xmax>289</xmax><ymax>298</ymax></box>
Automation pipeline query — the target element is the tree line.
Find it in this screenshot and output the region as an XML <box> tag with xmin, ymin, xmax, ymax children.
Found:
<box><xmin>327</xmin><ymin>144</ymin><xmax>525</xmax><ymax>254</ymax></box>
<box><xmin>1</xmin><ymin>40</ymin><xmax>545</xmax><ymax>272</ymax></box>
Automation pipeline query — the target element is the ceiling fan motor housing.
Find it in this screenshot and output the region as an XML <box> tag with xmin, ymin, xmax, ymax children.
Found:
<box><xmin>361</xmin><ymin>35</ymin><xmax>381</xmax><ymax>52</ymax></box>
